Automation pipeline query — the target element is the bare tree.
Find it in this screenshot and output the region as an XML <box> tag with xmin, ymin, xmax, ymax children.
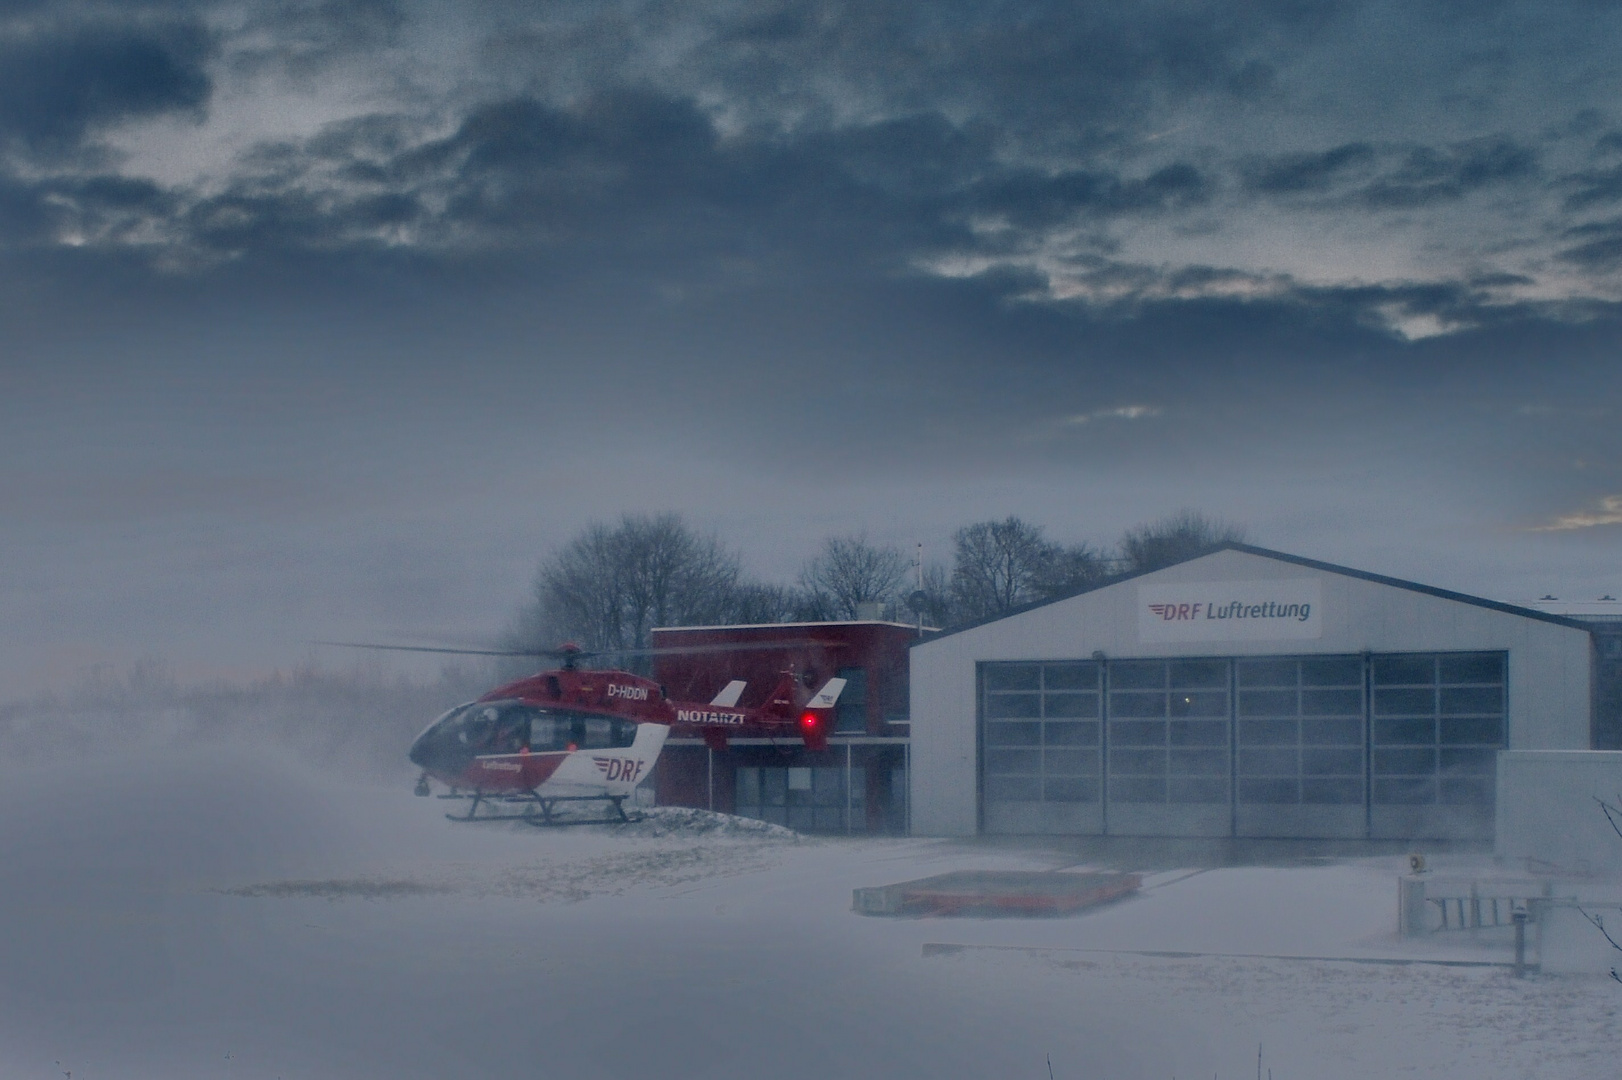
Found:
<box><xmin>798</xmin><ymin>534</ymin><xmax>910</xmax><ymax>620</ymax></box>
<box><xmin>950</xmin><ymin>517</ymin><xmax>1065</xmax><ymax>622</ymax></box>
<box><xmin>517</xmin><ymin>521</ymin><xmax>627</xmax><ymax>651</ymax></box>
<box><xmin>716</xmin><ymin>581</ymin><xmax>805</xmax><ymax>625</ymax></box>
<box><xmin>518</xmin><ymin>514</ymin><xmax>744</xmax><ymax>657</ymax></box>
<box><xmin>1033</xmin><ymin>541</ymin><xmax>1111</xmax><ymax>598</ymax></box>
<box><xmin>909</xmin><ymin>561</ymin><xmax>959</xmax><ymax>628</ymax></box>
<box><xmin>1581</xmin><ymin>794</ymin><xmax>1622</xmax><ymax>984</ymax></box>
<box><xmin>616</xmin><ymin>514</ymin><xmax>743</xmax><ymax>633</ymax></box>
<box><xmin>1119</xmin><ymin>510</ymin><xmax>1246</xmax><ymax>575</ymax></box>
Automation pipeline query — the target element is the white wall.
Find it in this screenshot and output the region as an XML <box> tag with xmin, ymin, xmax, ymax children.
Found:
<box><xmin>1497</xmin><ymin>750</ymin><xmax>1622</xmax><ymax>876</ymax></box>
<box><xmin>910</xmin><ymin>549</ymin><xmax>1594</xmax><ymax>837</ymax></box>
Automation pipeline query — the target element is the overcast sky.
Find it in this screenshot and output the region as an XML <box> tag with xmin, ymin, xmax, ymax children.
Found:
<box><xmin>6</xmin><ymin>0</ymin><xmax>1622</xmax><ymax>695</ymax></box>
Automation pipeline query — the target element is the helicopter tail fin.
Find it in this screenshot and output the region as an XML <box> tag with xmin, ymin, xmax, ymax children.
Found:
<box><xmin>709</xmin><ymin>680</ymin><xmax>747</xmax><ymax>707</ymax></box>
<box><xmin>807</xmin><ymin>678</ymin><xmax>846</xmax><ymax>710</ymax></box>
<box><xmin>798</xmin><ymin>677</ymin><xmax>847</xmax><ymax>751</ymax></box>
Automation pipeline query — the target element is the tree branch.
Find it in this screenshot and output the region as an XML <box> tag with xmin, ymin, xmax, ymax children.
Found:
<box><xmin>1597</xmin><ymin>794</ymin><xmax>1622</xmax><ymax>842</ymax></box>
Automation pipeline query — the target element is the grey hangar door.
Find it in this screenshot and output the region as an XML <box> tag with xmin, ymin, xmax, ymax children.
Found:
<box><xmin>979</xmin><ymin>653</ymin><xmax>1504</xmax><ymax>840</ymax></box>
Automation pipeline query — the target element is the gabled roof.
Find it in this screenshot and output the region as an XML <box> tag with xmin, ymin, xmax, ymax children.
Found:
<box><xmin>913</xmin><ymin>542</ymin><xmax>1593</xmax><ymax>647</ymax></box>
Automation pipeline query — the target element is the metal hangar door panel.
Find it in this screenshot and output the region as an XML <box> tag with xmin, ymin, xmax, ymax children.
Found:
<box><xmin>1234</xmin><ymin>655</ymin><xmax>1367</xmax><ymax>838</ymax></box>
<box><xmin>1105</xmin><ymin>658</ymin><xmax>1232</xmax><ymax>837</ymax></box>
<box><xmin>980</xmin><ymin>661</ymin><xmax>1102</xmax><ymax>835</ymax></box>
<box><xmin>1368</xmin><ymin>653</ymin><xmax>1504</xmax><ymax>841</ymax></box>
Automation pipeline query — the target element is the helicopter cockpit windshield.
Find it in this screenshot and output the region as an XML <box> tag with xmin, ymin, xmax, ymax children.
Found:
<box><xmin>449</xmin><ymin>702</ymin><xmax>530</xmax><ymax>754</ymax></box>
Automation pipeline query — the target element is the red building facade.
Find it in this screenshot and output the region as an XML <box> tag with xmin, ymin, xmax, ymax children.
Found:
<box><xmin>650</xmin><ymin>620</ymin><xmax>916</xmax><ymax>833</ymax></box>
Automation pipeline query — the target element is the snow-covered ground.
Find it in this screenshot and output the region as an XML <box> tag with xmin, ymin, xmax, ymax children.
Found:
<box><xmin>1</xmin><ymin>745</ymin><xmax>1618</xmax><ymax>1080</ymax></box>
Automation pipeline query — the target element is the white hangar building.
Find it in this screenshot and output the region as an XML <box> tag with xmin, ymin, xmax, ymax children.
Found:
<box><xmin>909</xmin><ymin>545</ymin><xmax>1600</xmax><ymax>842</ymax></box>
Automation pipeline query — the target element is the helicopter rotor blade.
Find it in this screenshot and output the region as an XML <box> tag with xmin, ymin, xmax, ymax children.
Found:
<box><xmin>313</xmin><ymin>638</ymin><xmax>846</xmax><ymax>661</ymax></box>
<box><xmin>586</xmin><ymin>639</ymin><xmax>846</xmax><ymax>658</ymax></box>
<box><xmin>312</xmin><ymin>641</ymin><xmax>575</xmax><ymax>659</ymax></box>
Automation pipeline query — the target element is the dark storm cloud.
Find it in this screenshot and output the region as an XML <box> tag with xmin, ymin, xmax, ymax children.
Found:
<box><xmin>77</xmin><ymin>86</ymin><xmax>1219</xmax><ymax>287</ymax></box>
<box><xmin>229</xmin><ymin>0</ymin><xmax>405</xmax><ymax>77</ymax></box>
<box><xmin>1242</xmin><ymin>143</ymin><xmax>1377</xmax><ymax>195</ymax></box>
<box><xmin>0</xmin><ymin>17</ymin><xmax>213</xmax><ymax>153</ymax></box>
<box><xmin>1556</xmin><ymin>219</ymin><xmax>1622</xmax><ymax>271</ymax></box>
<box><xmin>490</xmin><ymin>0</ymin><xmax>1331</xmax><ymax>152</ymax></box>
<box><xmin>1560</xmin><ymin>134</ymin><xmax>1622</xmax><ymax>211</ymax></box>
<box><xmin>1564</xmin><ymin>166</ymin><xmax>1622</xmax><ymax>212</ymax></box>
<box><xmin>305</xmin><ymin>111</ymin><xmax>421</xmax><ymax>166</ymax></box>
<box><xmin>1241</xmin><ymin>137</ymin><xmax>1538</xmax><ymax>208</ymax></box>
<box><xmin>0</xmin><ymin>0</ymin><xmax>1619</xmax><ymax>335</ymax></box>
<box><xmin>1355</xmin><ymin>138</ymin><xmax>1538</xmax><ymax>209</ymax></box>
<box><xmin>963</xmin><ymin>162</ymin><xmax>1210</xmax><ymax>230</ymax></box>
<box><xmin>0</xmin><ymin>171</ymin><xmax>177</xmax><ymax>247</ymax></box>
<box><xmin>175</xmin><ymin>92</ymin><xmax>895</xmax><ymax>258</ymax></box>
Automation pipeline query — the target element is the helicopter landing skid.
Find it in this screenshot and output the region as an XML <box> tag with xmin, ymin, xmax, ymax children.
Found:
<box><xmin>441</xmin><ymin>790</ymin><xmax>643</xmax><ymax>827</ymax></box>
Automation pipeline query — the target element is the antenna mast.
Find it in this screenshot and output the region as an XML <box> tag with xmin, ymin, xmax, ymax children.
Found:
<box><xmin>915</xmin><ymin>543</ymin><xmax>924</xmax><ymax>638</ymax></box>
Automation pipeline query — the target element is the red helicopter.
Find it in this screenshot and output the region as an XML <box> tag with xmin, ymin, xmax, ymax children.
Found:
<box><xmin>328</xmin><ymin>641</ymin><xmax>846</xmax><ymax>825</ymax></box>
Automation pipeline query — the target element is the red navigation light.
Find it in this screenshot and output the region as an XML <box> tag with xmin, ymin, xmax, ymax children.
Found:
<box><xmin>799</xmin><ymin>709</ymin><xmax>827</xmax><ymax>750</ymax></box>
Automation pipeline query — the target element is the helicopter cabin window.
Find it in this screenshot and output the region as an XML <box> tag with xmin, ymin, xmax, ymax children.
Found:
<box><xmin>526</xmin><ymin>711</ymin><xmax>638</xmax><ymax>752</ymax></box>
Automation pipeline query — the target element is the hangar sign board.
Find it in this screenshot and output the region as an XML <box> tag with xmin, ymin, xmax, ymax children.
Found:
<box><xmin>1138</xmin><ymin>579</ymin><xmax>1323</xmax><ymax>642</ymax></box>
